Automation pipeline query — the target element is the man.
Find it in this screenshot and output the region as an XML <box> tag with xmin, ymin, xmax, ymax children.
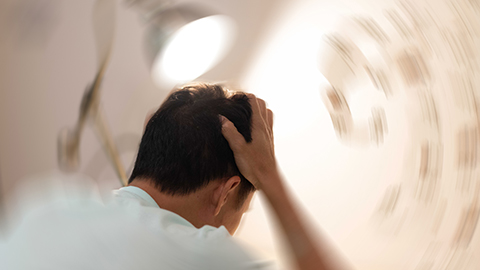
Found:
<box><xmin>127</xmin><ymin>83</ymin><xmax>256</xmax><ymax>236</ymax></box>
<box><xmin>4</xmin><ymin>83</ymin><xmax>342</xmax><ymax>270</ymax></box>
<box><xmin>125</xmin><ymin>82</ymin><xmax>340</xmax><ymax>270</ymax></box>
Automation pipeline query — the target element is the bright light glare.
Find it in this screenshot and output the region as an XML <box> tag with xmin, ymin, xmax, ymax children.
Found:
<box><xmin>152</xmin><ymin>15</ymin><xmax>235</xmax><ymax>82</ymax></box>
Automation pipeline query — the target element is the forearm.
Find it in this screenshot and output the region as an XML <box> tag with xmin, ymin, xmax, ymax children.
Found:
<box><xmin>261</xmin><ymin>171</ymin><xmax>336</xmax><ymax>270</ymax></box>
<box><xmin>220</xmin><ymin>94</ymin><xmax>343</xmax><ymax>269</ymax></box>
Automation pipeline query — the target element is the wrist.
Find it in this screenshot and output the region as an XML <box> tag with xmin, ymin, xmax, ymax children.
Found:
<box><xmin>257</xmin><ymin>169</ymin><xmax>287</xmax><ymax>200</ymax></box>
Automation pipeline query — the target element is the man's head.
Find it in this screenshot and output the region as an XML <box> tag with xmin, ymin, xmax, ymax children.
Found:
<box><xmin>129</xmin><ymin>83</ymin><xmax>256</xmax><ymax>233</ymax></box>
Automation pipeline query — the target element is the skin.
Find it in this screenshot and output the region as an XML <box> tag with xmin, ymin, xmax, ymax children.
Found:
<box><xmin>132</xmin><ymin>93</ymin><xmax>343</xmax><ymax>269</ymax></box>
<box><xmin>131</xmin><ymin>103</ymin><xmax>254</xmax><ymax>235</ymax></box>
<box><xmin>129</xmin><ymin>177</ymin><xmax>254</xmax><ymax>235</ymax></box>
<box><xmin>221</xmin><ymin>94</ymin><xmax>343</xmax><ymax>270</ymax></box>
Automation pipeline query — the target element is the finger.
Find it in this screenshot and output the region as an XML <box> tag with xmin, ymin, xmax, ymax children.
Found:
<box><xmin>246</xmin><ymin>93</ymin><xmax>259</xmax><ymax>116</ymax></box>
<box><xmin>246</xmin><ymin>94</ymin><xmax>265</xmax><ymax>127</ymax></box>
<box><xmin>246</xmin><ymin>94</ymin><xmax>269</xmax><ymax>128</ymax></box>
<box><xmin>219</xmin><ymin>115</ymin><xmax>245</xmax><ymax>150</ymax></box>
<box><xmin>267</xmin><ymin>109</ymin><xmax>273</xmax><ymax>133</ymax></box>
<box><xmin>256</xmin><ymin>98</ymin><xmax>267</xmax><ymax>122</ymax></box>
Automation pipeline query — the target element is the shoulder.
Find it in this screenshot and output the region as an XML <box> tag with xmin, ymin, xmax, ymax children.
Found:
<box><xmin>5</xmin><ymin>194</ymin><xmax>276</xmax><ymax>270</ymax></box>
<box><xmin>185</xmin><ymin>226</ymin><xmax>277</xmax><ymax>270</ymax></box>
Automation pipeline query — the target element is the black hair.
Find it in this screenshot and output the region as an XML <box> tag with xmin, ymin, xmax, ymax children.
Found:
<box><xmin>129</xmin><ymin>83</ymin><xmax>255</xmax><ymax>208</ymax></box>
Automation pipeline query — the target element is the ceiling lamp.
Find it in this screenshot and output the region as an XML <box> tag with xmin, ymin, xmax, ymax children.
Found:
<box><xmin>140</xmin><ymin>3</ymin><xmax>236</xmax><ymax>84</ymax></box>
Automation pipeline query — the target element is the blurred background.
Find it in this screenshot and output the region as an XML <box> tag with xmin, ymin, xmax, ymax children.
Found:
<box><xmin>0</xmin><ymin>0</ymin><xmax>479</xmax><ymax>269</ymax></box>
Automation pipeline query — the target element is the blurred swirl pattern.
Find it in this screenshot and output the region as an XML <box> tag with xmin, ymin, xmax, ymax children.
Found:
<box><xmin>318</xmin><ymin>0</ymin><xmax>480</xmax><ymax>268</ymax></box>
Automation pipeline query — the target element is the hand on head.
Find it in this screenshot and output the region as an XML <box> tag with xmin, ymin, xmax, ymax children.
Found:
<box><xmin>220</xmin><ymin>94</ymin><xmax>277</xmax><ymax>190</ymax></box>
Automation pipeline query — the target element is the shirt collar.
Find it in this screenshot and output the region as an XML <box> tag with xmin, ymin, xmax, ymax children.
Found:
<box><xmin>113</xmin><ymin>186</ymin><xmax>230</xmax><ymax>236</ymax></box>
<box><xmin>115</xmin><ymin>186</ymin><xmax>160</xmax><ymax>208</ymax></box>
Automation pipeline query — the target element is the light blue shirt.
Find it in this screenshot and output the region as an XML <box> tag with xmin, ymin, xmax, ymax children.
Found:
<box><xmin>4</xmin><ymin>185</ymin><xmax>274</xmax><ymax>270</ymax></box>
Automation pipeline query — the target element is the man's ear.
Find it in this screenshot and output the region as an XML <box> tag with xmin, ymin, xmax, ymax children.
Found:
<box><xmin>213</xmin><ymin>176</ymin><xmax>241</xmax><ymax>216</ymax></box>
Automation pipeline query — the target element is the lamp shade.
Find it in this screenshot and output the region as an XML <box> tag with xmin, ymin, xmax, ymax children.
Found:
<box><xmin>143</xmin><ymin>3</ymin><xmax>236</xmax><ymax>84</ymax></box>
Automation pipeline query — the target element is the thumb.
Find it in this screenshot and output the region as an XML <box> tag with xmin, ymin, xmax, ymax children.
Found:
<box><xmin>219</xmin><ymin>115</ymin><xmax>245</xmax><ymax>150</ymax></box>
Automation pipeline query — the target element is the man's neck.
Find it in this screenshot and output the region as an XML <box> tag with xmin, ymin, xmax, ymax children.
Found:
<box><xmin>128</xmin><ymin>179</ymin><xmax>216</xmax><ymax>229</ymax></box>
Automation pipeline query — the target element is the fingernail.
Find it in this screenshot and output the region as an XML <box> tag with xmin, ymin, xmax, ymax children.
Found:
<box><xmin>219</xmin><ymin>115</ymin><xmax>227</xmax><ymax>124</ymax></box>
